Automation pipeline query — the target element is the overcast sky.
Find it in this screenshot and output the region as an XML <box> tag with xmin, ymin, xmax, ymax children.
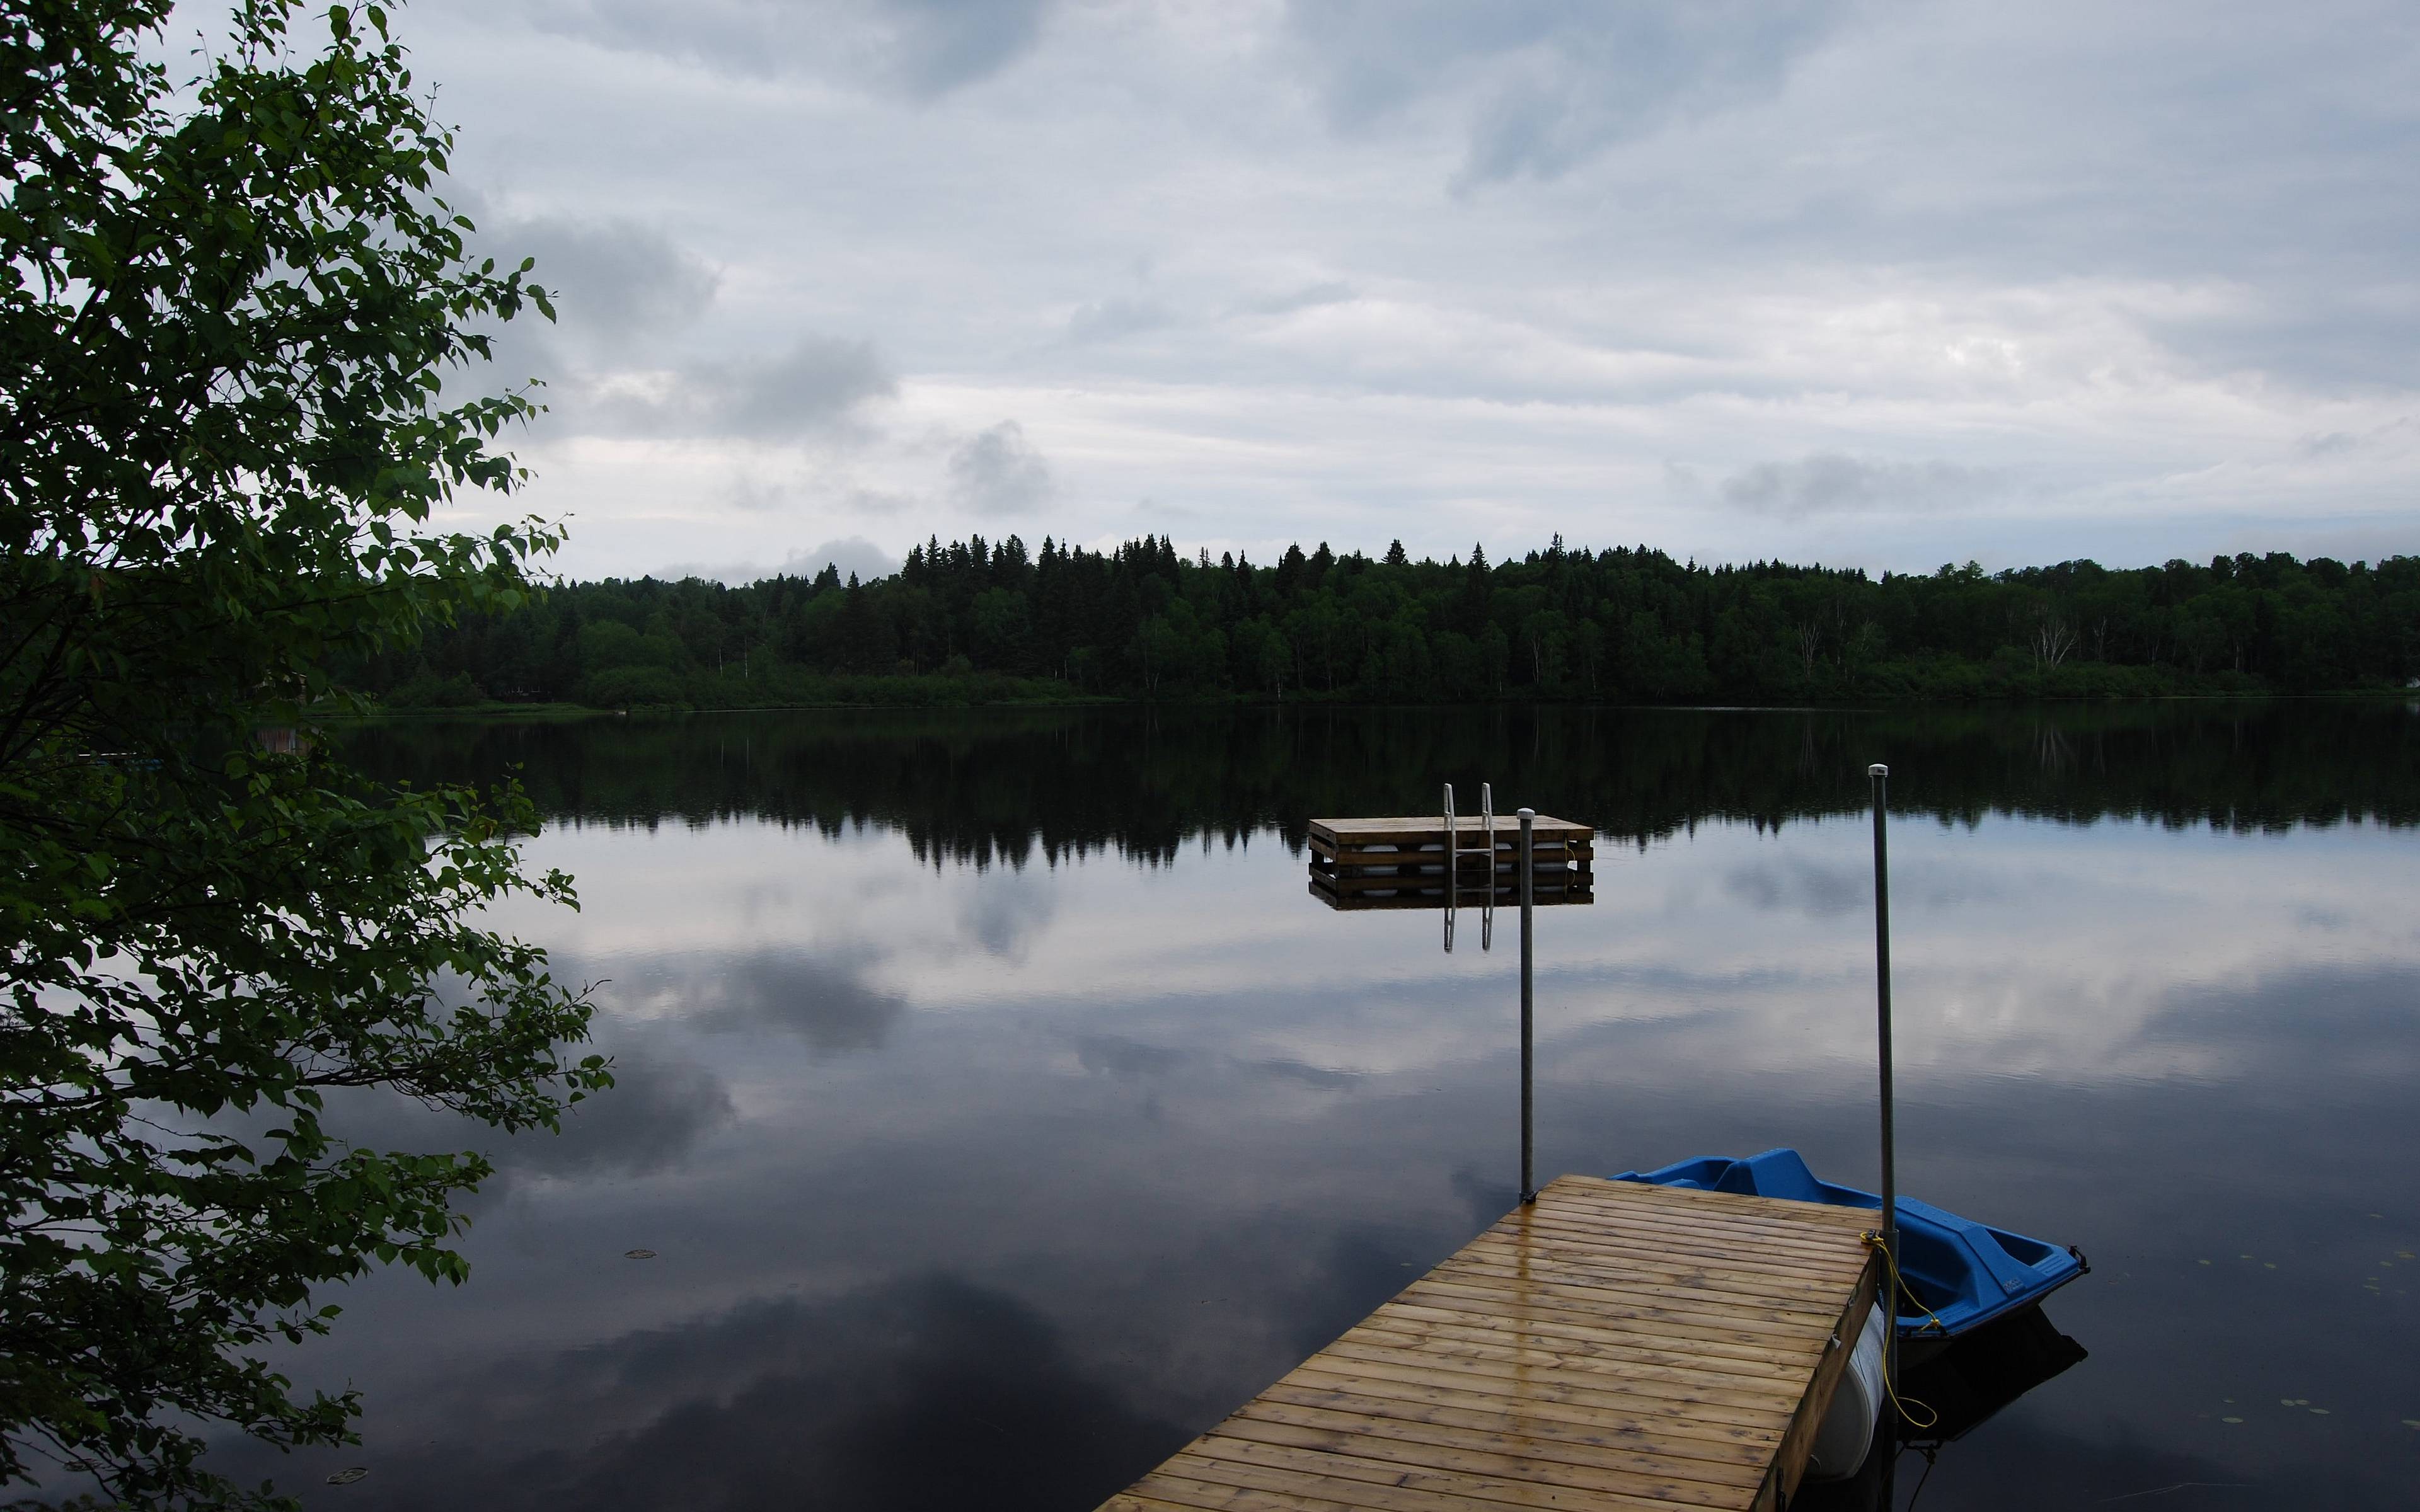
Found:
<box><xmin>338</xmin><ymin>1</ymin><xmax>2420</xmax><ymax>581</ymax></box>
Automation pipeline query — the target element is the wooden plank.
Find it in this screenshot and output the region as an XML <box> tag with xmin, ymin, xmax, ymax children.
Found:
<box><xmin>1295</xmin><ymin>1344</ymin><xmax>1794</xmax><ymax>1428</ymax></box>
<box><xmin>1316</xmin><ymin>813</ymin><xmax>1597</xmax><ymax>837</ymax></box>
<box><xmin>1252</xmin><ymin>1381</ymin><xmax>1773</xmax><ymax>1477</ymax></box>
<box><xmin>1768</xmin><ymin>1264</ymin><xmax>1879</xmax><ymax>1507</ymax></box>
<box><xmin>1310</xmin><ymin>859</ymin><xmax>1593</xmax><ymax>878</ymax></box>
<box><xmin>1337</xmin><ymin>1315</ymin><xmax>1809</xmax><ymax>1387</ymax></box>
<box><xmin>1303</xmin><ymin>871</ymin><xmax>1593</xmax><ymax>891</ymax></box>
<box><xmin>1277</xmin><ymin>1365</ymin><xmax>1782</xmax><ymax>1457</ymax></box>
<box><xmin>1209</xmin><ymin>1412</ymin><xmax>1761</xmax><ymax>1509</ymax></box>
<box><xmin>1337</xmin><ymin>1322</ymin><xmax>1809</xmax><ymax>1404</ymax></box>
<box><xmin>1428</xmin><ymin>1246</ymin><xmax>1858</xmax><ymax>1308</ymax></box>
<box><xmin>1305</xmin><ymin>848</ymin><xmax>1590</xmax><ymax>866</ymax></box>
<box><xmin>1429</xmin><ymin>1248</ymin><xmax>1857</xmax><ymax>1310</ymax></box>
<box><xmin>1551</xmin><ymin>1178</ymin><xmax>1881</xmax><ymax>1232</ymax></box>
<box><xmin>1121</xmin><ymin>1472</ymin><xmax>1374</xmax><ymax>1512</ymax></box>
<box><xmin>1309</xmin><ymin>839</ymin><xmax>1593</xmax><ymax>860</ymax></box>
<box><xmin>1246</xmin><ymin>1389</ymin><xmax>1771</xmax><ymax>1488</ymax></box>
<box><xmin>1175</xmin><ymin>1435</ymin><xmax>1699</xmax><ymax>1512</ymax></box>
<box><xmin>1118</xmin><ymin>1475</ymin><xmax>1374</xmax><ymax>1512</ymax></box>
<box><xmin>1309</xmin><ymin>871</ymin><xmax>1591</xmax><ymax>895</ymax></box>
<box><xmin>1480</xmin><ymin>1202</ymin><xmax>1862</xmax><ymax>1255</ymax></box>
<box><xmin>1499</xmin><ymin>1202</ymin><xmax>1870</xmax><ymax>1257</ymax></box>
<box><xmin>1515</xmin><ymin>1179</ymin><xmax>1877</xmax><ymax>1233</ymax></box>
<box><xmin>1476</xmin><ymin>1221</ymin><xmax>1872</xmax><ymax>1288</ymax></box>
<box><xmin>1366</xmin><ymin>1305</ymin><xmax>1812</xmax><ymax>1381</ymax></box>
<box><xmin>1096</xmin><ymin>1176</ymin><xmax>1881</xmax><ymax>1512</ymax></box>
<box><xmin>1308</xmin><ymin>883</ymin><xmax>1594</xmax><ymax>912</ymax></box>
<box><xmin>1407</xmin><ymin>1269</ymin><xmax>1849</xmax><ymax>1343</ymax></box>
<box><xmin>1487</xmin><ymin>1225</ymin><xmax>1864</xmax><ymax>1282</ymax></box>
<box><xmin>1517</xmin><ymin>1205</ymin><xmax>1874</xmax><ymax>1263</ymax></box>
<box><xmin>1395</xmin><ymin>1277</ymin><xmax>1840</xmax><ymax>1356</ymax></box>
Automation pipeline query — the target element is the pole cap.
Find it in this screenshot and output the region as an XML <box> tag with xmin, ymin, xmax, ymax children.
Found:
<box><xmin>1517</xmin><ymin>806</ymin><xmax>1535</xmax><ymax>820</ymax></box>
<box><xmin>1867</xmin><ymin>763</ymin><xmax>1889</xmax><ymax>777</ymax></box>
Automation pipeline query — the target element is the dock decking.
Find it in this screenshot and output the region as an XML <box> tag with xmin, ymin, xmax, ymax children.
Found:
<box><xmin>1099</xmin><ymin>1176</ymin><xmax>1882</xmax><ymax>1512</ymax></box>
<box><xmin>1308</xmin><ymin>815</ymin><xmax>1596</xmax><ymax>909</ymax></box>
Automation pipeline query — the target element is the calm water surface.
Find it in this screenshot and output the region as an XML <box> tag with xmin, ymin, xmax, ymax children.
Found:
<box><xmin>228</xmin><ymin>704</ymin><xmax>2420</xmax><ymax>1509</ymax></box>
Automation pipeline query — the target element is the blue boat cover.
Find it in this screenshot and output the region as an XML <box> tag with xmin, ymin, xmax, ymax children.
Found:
<box><xmin>1610</xmin><ymin>1148</ymin><xmax>2086</xmax><ymax>1338</ymax></box>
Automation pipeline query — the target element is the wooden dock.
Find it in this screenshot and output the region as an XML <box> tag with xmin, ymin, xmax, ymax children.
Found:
<box><xmin>1308</xmin><ymin>815</ymin><xmax>1595</xmax><ymax>908</ymax></box>
<box><xmin>1098</xmin><ymin>1176</ymin><xmax>1882</xmax><ymax>1512</ymax></box>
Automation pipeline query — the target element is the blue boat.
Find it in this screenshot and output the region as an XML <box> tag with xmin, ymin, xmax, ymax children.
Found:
<box><xmin>1611</xmin><ymin>1148</ymin><xmax>2087</xmax><ymax>1340</ymax></box>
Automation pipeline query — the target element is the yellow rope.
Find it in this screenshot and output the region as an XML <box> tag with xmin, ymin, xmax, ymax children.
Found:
<box><xmin>1860</xmin><ymin>1230</ymin><xmax>1941</xmax><ymax>1431</ymax></box>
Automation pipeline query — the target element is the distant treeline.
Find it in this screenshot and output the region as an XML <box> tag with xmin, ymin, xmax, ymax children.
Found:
<box><xmin>364</xmin><ymin>536</ymin><xmax>2420</xmax><ymax>708</ymax></box>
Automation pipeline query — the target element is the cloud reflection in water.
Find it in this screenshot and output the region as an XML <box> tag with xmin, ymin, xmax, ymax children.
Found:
<box><xmin>221</xmin><ymin>709</ymin><xmax>2420</xmax><ymax>1509</ymax></box>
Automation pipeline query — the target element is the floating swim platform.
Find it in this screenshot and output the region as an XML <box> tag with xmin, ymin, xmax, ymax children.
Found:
<box><xmin>1306</xmin><ymin>814</ymin><xmax>1594</xmax><ymax>908</ymax></box>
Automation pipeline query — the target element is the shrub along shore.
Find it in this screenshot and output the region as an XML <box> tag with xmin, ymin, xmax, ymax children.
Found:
<box><xmin>364</xmin><ymin>536</ymin><xmax>2420</xmax><ymax>709</ymax></box>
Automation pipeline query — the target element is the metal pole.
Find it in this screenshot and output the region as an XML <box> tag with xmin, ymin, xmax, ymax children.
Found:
<box><xmin>1442</xmin><ymin>782</ymin><xmax>1456</xmax><ymax>953</ymax></box>
<box><xmin>1868</xmin><ymin>763</ymin><xmax>1899</xmax><ymax>1467</ymax></box>
<box><xmin>1481</xmin><ymin>782</ymin><xmax>1495</xmax><ymax>952</ymax></box>
<box><xmin>1518</xmin><ymin>806</ymin><xmax>1536</xmax><ymax>1205</ymax></box>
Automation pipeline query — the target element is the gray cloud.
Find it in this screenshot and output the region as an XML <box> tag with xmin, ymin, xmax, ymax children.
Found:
<box><xmin>1722</xmin><ymin>857</ymin><xmax>1864</xmax><ymax>919</ymax></box>
<box><xmin>446</xmin><ymin>200</ymin><xmax>715</xmax><ymax>392</ymax></box>
<box><xmin>505</xmin><ymin>214</ymin><xmax>719</xmax><ymax>352</ymax></box>
<box><xmin>2135</xmin><ymin>963</ymin><xmax>2420</xmax><ymax>1086</ymax></box>
<box><xmin>229</xmin><ymin>1276</ymin><xmax>1185</xmax><ymax>1511</ymax></box>
<box><xmin>437</xmin><ymin>203</ymin><xmax>885</xmax><ymax>450</ymax></box>
<box><xmin>697</xmin><ymin>338</ymin><xmax>897</xmax><ymax>439</ymax></box>
<box><xmin>1075</xmin><ymin>1034</ymin><xmax>1189</xmax><ymax>1080</ymax></box>
<box><xmin>1248</xmin><ymin>281</ymin><xmax>1356</xmax><ymax>317</ymax></box>
<box><xmin>1066</xmin><ymin>296</ymin><xmax>1171</xmax><ymax>344</ymax></box>
<box><xmin>882</xmin><ymin>0</ymin><xmax>1052</xmax><ymax>97</ymax></box>
<box><xmin>1286</xmin><ymin>0</ymin><xmax>1845</xmax><ymax>184</ymax></box>
<box><xmin>947</xmin><ymin>421</ymin><xmax>1054</xmax><ymax>517</ymax></box>
<box><xmin>609</xmin><ymin>948</ymin><xmax>907</xmax><ymax>1056</ymax></box>
<box><xmin>439</xmin><ymin>197</ymin><xmax>720</xmax><ymax>402</ymax></box>
<box><xmin>509</xmin><ymin>1053</ymin><xmax>735</xmax><ymax>1179</ymax></box>
<box><xmin>955</xmin><ymin>867</ymin><xmax>1056</xmax><ymax>958</ymax></box>
<box><xmin>592</xmin><ymin>337</ymin><xmax>896</xmax><ymax>443</ymax></box>
<box><xmin>1717</xmin><ymin>454</ymin><xmax>2008</xmax><ymax>518</ymax></box>
<box><xmin>662</xmin><ymin>536</ymin><xmax>902</xmax><ymax>587</ymax></box>
<box><xmin>309</xmin><ymin>1038</ymin><xmax>735</xmax><ymax>1193</ymax></box>
<box><xmin>531</xmin><ymin>0</ymin><xmax>1051</xmax><ymax>97</ymax></box>
<box><xmin>781</xmin><ymin>537</ymin><xmax>901</xmax><ymax>583</ymax></box>
<box><xmin>1065</xmin><ymin>1034</ymin><xmax>1360</xmax><ymax>1094</ymax></box>
<box><xmin>2291</xmin><ymin>416</ymin><xmax>2411</xmax><ymax>460</ymax></box>
<box><xmin>1722</xmin><ymin>856</ymin><xmax>2010</xmax><ymax>919</ymax></box>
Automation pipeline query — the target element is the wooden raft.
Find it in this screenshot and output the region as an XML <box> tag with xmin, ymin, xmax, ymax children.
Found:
<box><xmin>1099</xmin><ymin>1176</ymin><xmax>1881</xmax><ymax>1512</ymax></box>
<box><xmin>1308</xmin><ymin>816</ymin><xmax>1596</xmax><ymax>908</ymax></box>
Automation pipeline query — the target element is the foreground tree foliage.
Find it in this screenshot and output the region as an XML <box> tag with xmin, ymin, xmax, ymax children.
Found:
<box><xmin>1</xmin><ymin>1</ymin><xmax>604</xmax><ymax>1504</ymax></box>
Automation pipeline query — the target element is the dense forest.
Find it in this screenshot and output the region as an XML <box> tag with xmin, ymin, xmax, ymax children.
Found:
<box><xmin>364</xmin><ymin>536</ymin><xmax>2420</xmax><ymax>708</ymax></box>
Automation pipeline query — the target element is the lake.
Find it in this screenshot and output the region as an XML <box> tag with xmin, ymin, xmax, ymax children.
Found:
<box><xmin>228</xmin><ymin>702</ymin><xmax>2420</xmax><ymax>1509</ymax></box>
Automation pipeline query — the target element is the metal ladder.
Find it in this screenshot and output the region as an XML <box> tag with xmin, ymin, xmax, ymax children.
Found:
<box><xmin>1441</xmin><ymin>781</ymin><xmax>1495</xmax><ymax>953</ymax></box>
